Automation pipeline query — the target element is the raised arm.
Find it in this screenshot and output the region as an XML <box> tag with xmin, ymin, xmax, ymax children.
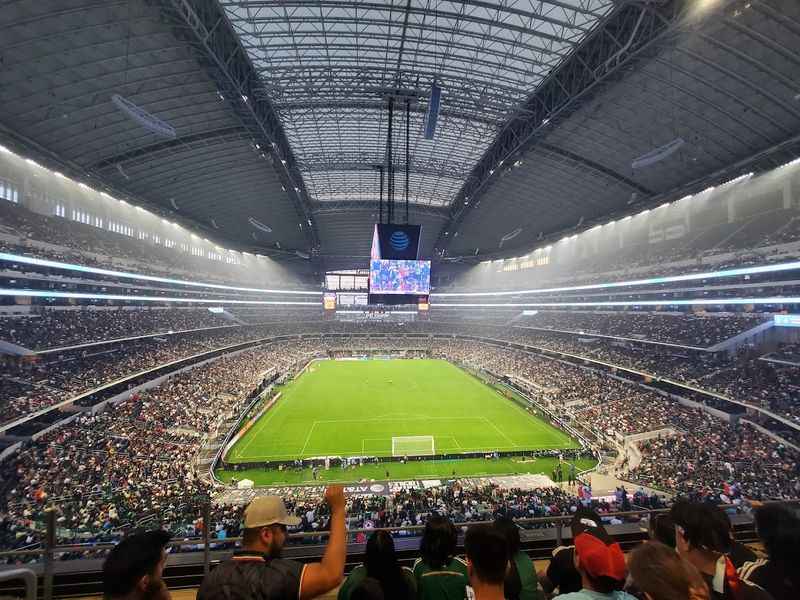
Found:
<box><xmin>299</xmin><ymin>485</ymin><xmax>347</xmax><ymax>600</ymax></box>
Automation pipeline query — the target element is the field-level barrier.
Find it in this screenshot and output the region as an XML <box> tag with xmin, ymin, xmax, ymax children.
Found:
<box><xmin>218</xmin><ymin>446</ymin><xmax>595</xmax><ymax>471</ymax></box>
<box><xmin>2</xmin><ymin>501</ymin><xmax>796</xmax><ymax>600</ymax></box>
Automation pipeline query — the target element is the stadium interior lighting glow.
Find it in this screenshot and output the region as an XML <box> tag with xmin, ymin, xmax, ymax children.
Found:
<box><xmin>721</xmin><ymin>172</ymin><xmax>753</xmax><ymax>186</ymax></box>
<box><xmin>432</xmin><ymin>259</ymin><xmax>800</xmax><ymax>297</ymax></box>
<box><xmin>783</xmin><ymin>157</ymin><xmax>800</xmax><ymax>168</ymax></box>
<box><xmin>435</xmin><ymin>297</ymin><xmax>800</xmax><ymax>308</ymax></box>
<box><xmin>0</xmin><ymin>289</ymin><xmax>318</xmax><ymax>305</ymax></box>
<box><xmin>0</xmin><ymin>252</ymin><xmax>322</xmax><ymax>295</ymax></box>
<box><xmin>0</xmin><ymin>144</ymin><xmax>11</xmax><ymax>154</ymax></box>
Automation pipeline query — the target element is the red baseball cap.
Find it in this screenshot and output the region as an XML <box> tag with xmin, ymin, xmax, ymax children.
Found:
<box><xmin>574</xmin><ymin>529</ymin><xmax>627</xmax><ymax>582</ymax></box>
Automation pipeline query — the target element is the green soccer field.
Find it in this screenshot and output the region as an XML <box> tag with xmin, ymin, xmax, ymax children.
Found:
<box><xmin>224</xmin><ymin>359</ymin><xmax>579</xmax><ymax>465</ymax></box>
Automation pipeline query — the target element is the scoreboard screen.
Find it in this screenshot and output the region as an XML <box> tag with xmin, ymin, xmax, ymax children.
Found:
<box><xmin>369</xmin><ymin>259</ymin><xmax>430</xmax><ymax>295</ymax></box>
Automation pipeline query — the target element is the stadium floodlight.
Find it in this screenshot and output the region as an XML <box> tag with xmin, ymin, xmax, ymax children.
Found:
<box><xmin>0</xmin><ymin>289</ymin><xmax>319</xmax><ymax>305</ymax></box>
<box><xmin>0</xmin><ymin>252</ymin><xmax>322</xmax><ymax>296</ymax></box>
<box><xmin>432</xmin><ymin>259</ymin><xmax>800</xmax><ymax>297</ymax></box>
<box><xmin>435</xmin><ymin>297</ymin><xmax>800</xmax><ymax>308</ymax></box>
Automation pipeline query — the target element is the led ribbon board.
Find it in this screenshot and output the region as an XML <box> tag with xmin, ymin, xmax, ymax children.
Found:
<box><xmin>434</xmin><ymin>298</ymin><xmax>800</xmax><ymax>307</ymax></box>
<box><xmin>774</xmin><ymin>314</ymin><xmax>800</xmax><ymax>327</ymax></box>
<box><xmin>432</xmin><ymin>260</ymin><xmax>800</xmax><ymax>297</ymax></box>
<box><xmin>0</xmin><ymin>252</ymin><xmax>321</xmax><ymax>295</ymax></box>
<box><xmin>0</xmin><ymin>289</ymin><xmax>318</xmax><ymax>305</ymax></box>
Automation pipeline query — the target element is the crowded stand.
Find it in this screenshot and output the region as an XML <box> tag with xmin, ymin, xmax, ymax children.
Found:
<box><xmin>4</xmin><ymin>189</ymin><xmax>800</xmax><ymax>305</ymax></box>
<box><xmin>0</xmin><ymin>307</ymin><xmax>231</xmax><ymax>351</ymax></box>
<box><xmin>0</xmin><ymin>323</ymin><xmax>308</xmax><ymax>426</ymax></box>
<box><xmin>0</xmin><ymin>202</ymin><xmax>319</xmax><ymax>290</ymax></box>
<box><xmin>516</xmin><ymin>310</ymin><xmax>768</xmax><ymax>347</ymax></box>
<box><xmin>2</xmin><ymin>334</ymin><xmax>798</xmax><ymax>557</ymax></box>
<box><xmin>630</xmin><ymin>415</ymin><xmax>800</xmax><ymax>500</ymax></box>
<box><xmin>0</xmin><ymin>342</ymin><xmax>313</xmax><ymax>549</ymax></box>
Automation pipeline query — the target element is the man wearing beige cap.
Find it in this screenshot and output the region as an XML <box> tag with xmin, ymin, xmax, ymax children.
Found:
<box><xmin>198</xmin><ymin>486</ymin><xmax>346</xmax><ymax>600</ymax></box>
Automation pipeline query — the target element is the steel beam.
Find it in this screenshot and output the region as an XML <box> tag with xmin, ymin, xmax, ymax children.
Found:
<box><xmin>158</xmin><ymin>0</ymin><xmax>319</xmax><ymax>250</ymax></box>
<box><xmin>434</xmin><ymin>0</ymin><xmax>691</xmax><ymax>254</ymax></box>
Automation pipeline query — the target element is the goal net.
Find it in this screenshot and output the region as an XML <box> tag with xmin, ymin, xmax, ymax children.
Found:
<box><xmin>392</xmin><ymin>435</ymin><xmax>435</xmax><ymax>457</ymax></box>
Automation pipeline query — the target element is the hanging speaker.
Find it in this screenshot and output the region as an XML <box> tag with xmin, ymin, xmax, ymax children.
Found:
<box><xmin>112</xmin><ymin>94</ymin><xmax>176</xmax><ymax>139</ymax></box>
<box><xmin>423</xmin><ymin>83</ymin><xmax>441</xmax><ymax>139</ymax></box>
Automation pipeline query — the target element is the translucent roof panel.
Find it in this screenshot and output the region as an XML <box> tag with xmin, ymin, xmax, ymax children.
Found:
<box><xmin>221</xmin><ymin>0</ymin><xmax>616</xmax><ymax>207</ymax></box>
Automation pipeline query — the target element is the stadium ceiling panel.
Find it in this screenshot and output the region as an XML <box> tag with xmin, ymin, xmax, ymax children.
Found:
<box><xmin>445</xmin><ymin>0</ymin><xmax>800</xmax><ymax>257</ymax></box>
<box><xmin>0</xmin><ymin>0</ymin><xmax>310</xmax><ymax>252</ymax></box>
<box><xmin>219</xmin><ymin>0</ymin><xmax>617</xmax><ymax>217</ymax></box>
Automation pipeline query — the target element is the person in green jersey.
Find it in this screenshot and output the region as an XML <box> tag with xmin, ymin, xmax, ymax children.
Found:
<box><xmin>412</xmin><ymin>516</ymin><xmax>468</xmax><ymax>600</ymax></box>
<box><xmin>494</xmin><ymin>517</ymin><xmax>544</xmax><ymax>600</ymax></box>
<box><xmin>464</xmin><ymin>524</ymin><xmax>509</xmax><ymax>600</ymax></box>
<box><xmin>339</xmin><ymin>531</ymin><xmax>416</xmax><ymax>600</ymax></box>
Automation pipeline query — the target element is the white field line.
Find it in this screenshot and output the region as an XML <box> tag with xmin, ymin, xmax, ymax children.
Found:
<box><xmin>299</xmin><ymin>421</ymin><xmax>318</xmax><ymax>455</ymax></box>
<box><xmin>236</xmin><ymin>396</ymin><xmax>289</xmax><ymax>455</ymax></box>
<box><xmin>482</xmin><ymin>417</ymin><xmax>517</xmax><ymax>447</ymax></box>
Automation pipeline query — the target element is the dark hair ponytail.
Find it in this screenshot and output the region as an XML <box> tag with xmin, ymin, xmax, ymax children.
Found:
<box><xmin>365</xmin><ymin>531</ymin><xmax>410</xmax><ymax>600</ymax></box>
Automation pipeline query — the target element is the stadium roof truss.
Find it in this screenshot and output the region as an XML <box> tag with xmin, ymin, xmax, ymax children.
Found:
<box><xmin>3</xmin><ymin>0</ymin><xmax>800</xmax><ymax>261</ymax></box>
<box><xmin>218</xmin><ymin>0</ymin><xmax>618</xmax><ymax>212</ymax></box>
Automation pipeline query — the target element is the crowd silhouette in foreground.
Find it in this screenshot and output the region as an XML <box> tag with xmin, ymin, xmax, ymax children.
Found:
<box><xmin>101</xmin><ymin>486</ymin><xmax>799</xmax><ymax>600</ymax></box>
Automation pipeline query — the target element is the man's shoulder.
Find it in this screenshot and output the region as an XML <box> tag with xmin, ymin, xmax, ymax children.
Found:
<box><xmin>738</xmin><ymin>559</ymin><xmax>768</xmax><ymax>581</ymax></box>
<box><xmin>451</xmin><ymin>557</ymin><xmax>468</xmax><ymax>572</ymax></box>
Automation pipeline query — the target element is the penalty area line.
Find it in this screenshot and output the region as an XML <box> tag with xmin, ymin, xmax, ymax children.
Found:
<box><xmin>299</xmin><ymin>421</ymin><xmax>317</xmax><ymax>456</ymax></box>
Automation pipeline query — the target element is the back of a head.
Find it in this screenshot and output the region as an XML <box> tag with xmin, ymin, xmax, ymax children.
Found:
<box><xmin>571</xmin><ymin>508</ymin><xmax>605</xmax><ymax>539</ymax></box>
<box><xmin>628</xmin><ymin>541</ymin><xmax>707</xmax><ymax>600</ymax></box>
<box><xmin>573</xmin><ymin>529</ymin><xmax>627</xmax><ymax>594</ymax></box>
<box><xmin>649</xmin><ymin>513</ymin><xmax>676</xmax><ymax>548</ymax></box>
<box><xmin>755</xmin><ymin>503</ymin><xmax>800</xmax><ymax>568</ymax></box>
<box><xmin>464</xmin><ymin>524</ymin><xmax>509</xmax><ymax>586</ymax></box>
<box><xmin>420</xmin><ymin>516</ymin><xmax>457</xmax><ymax>570</ymax></box>
<box><xmin>493</xmin><ymin>517</ymin><xmax>520</xmax><ymax>555</ymax></box>
<box><xmin>365</xmin><ymin>530</ymin><xmax>405</xmax><ymax>596</ymax></box>
<box><xmin>103</xmin><ymin>530</ymin><xmax>171</xmax><ymax>599</ymax></box>
<box><xmin>670</xmin><ymin>500</ymin><xmax>731</xmax><ymax>555</ymax></box>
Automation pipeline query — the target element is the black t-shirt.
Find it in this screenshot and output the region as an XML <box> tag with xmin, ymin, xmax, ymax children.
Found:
<box><xmin>729</xmin><ymin>541</ymin><xmax>757</xmax><ymax>570</ymax></box>
<box><xmin>543</xmin><ymin>546</ymin><xmax>581</xmax><ymax>596</ymax></box>
<box><xmin>198</xmin><ymin>551</ymin><xmax>306</xmax><ymax>600</ymax></box>
<box><xmin>740</xmin><ymin>559</ymin><xmax>795</xmax><ymax>600</ymax></box>
<box><xmin>702</xmin><ymin>570</ymin><xmax>773</xmax><ymax>600</ymax></box>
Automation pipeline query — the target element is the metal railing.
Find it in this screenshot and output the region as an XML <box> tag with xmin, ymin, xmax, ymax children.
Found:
<box><xmin>0</xmin><ymin>568</ymin><xmax>37</xmax><ymax>600</ymax></box>
<box><xmin>0</xmin><ymin>503</ymin><xmax>729</xmax><ymax>600</ymax></box>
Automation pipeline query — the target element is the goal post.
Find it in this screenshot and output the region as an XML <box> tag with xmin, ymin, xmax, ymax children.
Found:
<box><xmin>391</xmin><ymin>435</ymin><xmax>435</xmax><ymax>457</ymax></box>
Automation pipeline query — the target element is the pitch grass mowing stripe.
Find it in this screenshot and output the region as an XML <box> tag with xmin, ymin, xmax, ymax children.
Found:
<box><xmin>226</xmin><ymin>359</ymin><xmax>578</xmax><ymax>465</ymax></box>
